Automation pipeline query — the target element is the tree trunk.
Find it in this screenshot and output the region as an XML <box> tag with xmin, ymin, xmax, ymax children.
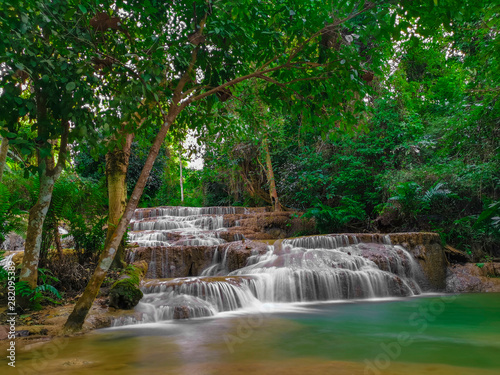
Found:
<box><xmin>19</xmin><ymin>116</ymin><xmax>69</xmax><ymax>294</ymax></box>
<box><xmin>106</xmin><ymin>133</ymin><xmax>134</xmax><ymax>269</ymax></box>
<box><xmin>0</xmin><ymin>136</ymin><xmax>9</xmax><ymax>183</ymax></box>
<box><xmin>20</xmin><ymin>163</ymin><xmax>57</xmax><ymax>288</ymax></box>
<box><xmin>63</xmin><ymin>111</ymin><xmax>178</xmax><ymax>332</ymax></box>
<box><xmin>179</xmin><ymin>149</ymin><xmax>184</xmax><ymax>203</ymax></box>
<box><xmin>263</xmin><ymin>137</ymin><xmax>282</xmax><ymax>212</ymax></box>
<box><xmin>54</xmin><ymin>225</ymin><xmax>64</xmax><ymax>259</ymax></box>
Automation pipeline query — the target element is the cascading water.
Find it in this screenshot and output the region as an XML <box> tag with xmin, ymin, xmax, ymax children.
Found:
<box><xmin>128</xmin><ymin>206</ymin><xmax>238</xmax><ymax>247</ymax></box>
<box><xmin>114</xmin><ymin>208</ymin><xmax>427</xmax><ymax>327</ymax></box>
<box><xmin>0</xmin><ymin>252</ymin><xmax>15</xmax><ymax>269</ymax></box>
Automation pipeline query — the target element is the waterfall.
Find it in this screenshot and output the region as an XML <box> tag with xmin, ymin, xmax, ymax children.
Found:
<box><xmin>0</xmin><ymin>253</ymin><xmax>15</xmax><ymax>270</ymax></box>
<box><xmin>128</xmin><ymin>207</ymin><xmax>230</xmax><ymax>248</ymax></box>
<box><xmin>116</xmin><ymin>210</ymin><xmax>427</xmax><ymax>326</ymax></box>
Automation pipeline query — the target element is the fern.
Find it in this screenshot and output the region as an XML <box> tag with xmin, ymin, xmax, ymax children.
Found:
<box><xmin>304</xmin><ymin>197</ymin><xmax>366</xmax><ymax>233</ymax></box>
<box><xmin>474</xmin><ymin>201</ymin><xmax>500</xmax><ymax>236</ymax></box>
<box><xmin>387</xmin><ymin>181</ymin><xmax>457</xmax><ymax>220</ymax></box>
<box><xmin>16</xmin><ymin>269</ymin><xmax>62</xmax><ymax>310</ymax></box>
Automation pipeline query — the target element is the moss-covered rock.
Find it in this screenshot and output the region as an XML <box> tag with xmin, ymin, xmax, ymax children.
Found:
<box><xmin>108</xmin><ymin>262</ymin><xmax>147</xmax><ymax>310</ymax></box>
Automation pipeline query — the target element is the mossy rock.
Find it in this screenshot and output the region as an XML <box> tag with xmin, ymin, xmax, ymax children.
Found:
<box><xmin>108</xmin><ymin>264</ymin><xmax>146</xmax><ymax>310</ymax></box>
<box><xmin>109</xmin><ymin>278</ymin><xmax>143</xmax><ymax>310</ymax></box>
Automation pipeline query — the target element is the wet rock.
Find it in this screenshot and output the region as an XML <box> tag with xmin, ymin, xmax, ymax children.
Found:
<box><xmin>1</xmin><ymin>232</ymin><xmax>24</xmax><ymax>251</ymax></box>
<box><xmin>386</xmin><ymin>232</ymin><xmax>447</xmax><ymax>291</ymax></box>
<box><xmin>338</xmin><ymin>232</ymin><xmax>446</xmax><ymax>291</ymax></box>
<box><xmin>109</xmin><ymin>279</ymin><xmax>143</xmax><ymax>310</ymax></box>
<box><xmin>222</xmin><ymin>241</ymin><xmax>269</xmax><ymax>271</ymax></box>
<box><xmin>446</xmin><ymin>262</ymin><xmax>500</xmax><ymax>293</ymax></box>
<box><xmin>223</xmin><ymin>211</ymin><xmax>315</xmax><ymax>240</ymax></box>
<box><xmin>284</xmin><ymin>232</ymin><xmax>447</xmax><ymax>291</ymax></box>
<box><xmin>127</xmin><ymin>241</ymin><xmax>268</xmax><ymax>278</ymax></box>
<box><xmin>129</xmin><ymin>246</ymin><xmax>217</xmax><ymax>278</ymax></box>
<box><xmin>173</xmin><ymin>306</ymin><xmax>190</xmax><ymax>319</ymax></box>
<box><xmin>90</xmin><ymin>316</ymin><xmax>113</xmax><ymax>329</ymax></box>
<box><xmin>16</xmin><ymin>330</ymin><xmax>30</xmax><ymax>337</ymax></box>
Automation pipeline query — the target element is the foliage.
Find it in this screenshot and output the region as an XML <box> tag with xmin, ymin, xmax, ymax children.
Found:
<box><xmin>155</xmin><ymin>165</ymin><xmax>204</xmax><ymax>207</ymax></box>
<box><xmin>0</xmin><ymin>183</ymin><xmax>26</xmax><ymax>244</ymax></box>
<box><xmin>127</xmin><ymin>142</ymin><xmax>168</xmax><ymax>205</ymax></box>
<box><xmin>0</xmin><ymin>251</ymin><xmax>9</xmax><ymax>285</ymax></box>
<box><xmin>474</xmin><ymin>201</ymin><xmax>500</xmax><ymax>235</ymax></box>
<box><xmin>383</xmin><ymin>182</ymin><xmax>457</xmax><ymax>222</ymax></box>
<box><xmin>74</xmin><ymin>140</ymin><xmax>168</xmax><ymax>207</ymax></box>
<box><xmin>16</xmin><ymin>268</ymin><xmax>61</xmax><ymax>310</ymax></box>
<box><xmin>61</xmin><ymin>178</ymin><xmax>107</xmax><ymax>264</ymax></box>
<box><xmin>304</xmin><ymin>197</ymin><xmax>367</xmax><ymax>234</ymax></box>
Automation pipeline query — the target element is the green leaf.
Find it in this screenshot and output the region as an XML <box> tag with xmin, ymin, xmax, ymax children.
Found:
<box><xmin>65</xmin><ymin>8</ymin><xmax>78</xmax><ymax>21</ymax></box>
<box><xmin>66</xmin><ymin>82</ymin><xmax>76</xmax><ymax>91</ymax></box>
<box><xmin>78</xmin><ymin>4</ymin><xmax>88</xmax><ymax>14</ymax></box>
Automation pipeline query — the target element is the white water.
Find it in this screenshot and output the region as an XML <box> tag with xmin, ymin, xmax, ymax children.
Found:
<box><xmin>116</xmin><ymin>207</ymin><xmax>426</xmax><ymax>327</ymax></box>
<box><xmin>0</xmin><ymin>253</ymin><xmax>15</xmax><ymax>270</ymax></box>
<box><xmin>128</xmin><ymin>206</ymin><xmax>237</xmax><ymax>247</ymax></box>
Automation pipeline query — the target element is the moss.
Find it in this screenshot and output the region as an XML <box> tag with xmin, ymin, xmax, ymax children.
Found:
<box><xmin>108</xmin><ymin>264</ymin><xmax>146</xmax><ymax>310</ymax></box>
<box><xmin>109</xmin><ymin>279</ymin><xmax>143</xmax><ymax>309</ymax></box>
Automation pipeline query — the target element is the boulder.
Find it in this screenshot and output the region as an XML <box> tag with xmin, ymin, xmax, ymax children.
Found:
<box><xmin>108</xmin><ymin>261</ymin><xmax>148</xmax><ymax>310</ymax></box>
<box><xmin>446</xmin><ymin>262</ymin><xmax>500</xmax><ymax>293</ymax></box>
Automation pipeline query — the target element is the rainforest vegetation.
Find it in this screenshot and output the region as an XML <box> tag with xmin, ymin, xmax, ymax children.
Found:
<box><xmin>0</xmin><ymin>0</ymin><xmax>499</xmax><ymax>329</ymax></box>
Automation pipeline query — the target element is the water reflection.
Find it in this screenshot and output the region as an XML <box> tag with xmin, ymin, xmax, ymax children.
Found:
<box><xmin>7</xmin><ymin>293</ymin><xmax>500</xmax><ymax>375</ymax></box>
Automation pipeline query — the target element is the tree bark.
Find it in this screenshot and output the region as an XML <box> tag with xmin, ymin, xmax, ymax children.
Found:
<box><xmin>263</xmin><ymin>136</ymin><xmax>282</xmax><ymax>212</ymax></box>
<box><xmin>0</xmin><ymin>136</ymin><xmax>8</xmax><ymax>183</ymax></box>
<box><xmin>20</xmin><ymin>166</ymin><xmax>56</xmax><ymax>288</ymax></box>
<box><xmin>54</xmin><ymin>224</ymin><xmax>64</xmax><ymax>259</ymax></box>
<box><xmin>106</xmin><ymin>133</ymin><xmax>134</xmax><ymax>269</ymax></box>
<box><xmin>179</xmin><ymin>147</ymin><xmax>184</xmax><ymax>203</ymax></box>
<box><xmin>20</xmin><ymin>118</ymin><xmax>69</xmax><ymax>290</ymax></box>
<box><xmin>63</xmin><ymin>110</ymin><xmax>178</xmax><ymax>332</ymax></box>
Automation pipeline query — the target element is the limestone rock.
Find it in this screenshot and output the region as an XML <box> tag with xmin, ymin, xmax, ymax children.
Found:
<box><xmin>446</xmin><ymin>262</ymin><xmax>500</xmax><ymax>293</ymax></box>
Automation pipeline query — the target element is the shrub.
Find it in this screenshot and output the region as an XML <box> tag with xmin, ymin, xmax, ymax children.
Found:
<box><xmin>304</xmin><ymin>197</ymin><xmax>367</xmax><ymax>233</ymax></box>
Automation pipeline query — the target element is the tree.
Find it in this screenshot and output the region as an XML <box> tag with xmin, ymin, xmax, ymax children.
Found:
<box><xmin>0</xmin><ymin>0</ymin><xmax>102</xmax><ymax>293</ymax></box>
<box><xmin>5</xmin><ymin>0</ymin><xmax>459</xmax><ymax>330</ymax></box>
<box><xmin>0</xmin><ymin>136</ymin><xmax>8</xmax><ymax>182</ymax></box>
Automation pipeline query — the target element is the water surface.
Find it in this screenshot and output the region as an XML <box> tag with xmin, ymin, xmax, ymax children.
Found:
<box><xmin>8</xmin><ymin>293</ymin><xmax>500</xmax><ymax>375</ymax></box>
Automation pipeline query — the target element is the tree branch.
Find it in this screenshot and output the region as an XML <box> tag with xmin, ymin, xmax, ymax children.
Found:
<box><xmin>173</xmin><ymin>14</ymin><xmax>208</xmax><ymax>106</ymax></box>
<box><xmin>186</xmin><ymin>3</ymin><xmax>377</xmax><ymax>107</ymax></box>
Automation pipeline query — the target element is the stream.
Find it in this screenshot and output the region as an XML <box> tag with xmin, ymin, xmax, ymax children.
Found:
<box><xmin>9</xmin><ymin>293</ymin><xmax>500</xmax><ymax>374</ymax></box>
<box><xmin>6</xmin><ymin>206</ymin><xmax>500</xmax><ymax>374</ymax></box>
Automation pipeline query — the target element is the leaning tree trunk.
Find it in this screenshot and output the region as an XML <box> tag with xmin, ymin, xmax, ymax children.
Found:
<box><xmin>106</xmin><ymin>133</ymin><xmax>134</xmax><ymax>269</ymax></box>
<box><xmin>0</xmin><ymin>136</ymin><xmax>9</xmax><ymax>183</ymax></box>
<box><xmin>263</xmin><ymin>136</ymin><xmax>282</xmax><ymax>212</ymax></box>
<box><xmin>179</xmin><ymin>148</ymin><xmax>184</xmax><ymax>203</ymax></box>
<box><xmin>63</xmin><ymin>110</ymin><xmax>179</xmax><ymax>332</ymax></box>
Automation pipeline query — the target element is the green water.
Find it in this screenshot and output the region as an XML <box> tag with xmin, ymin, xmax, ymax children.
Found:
<box><xmin>7</xmin><ymin>293</ymin><xmax>500</xmax><ymax>375</ymax></box>
<box><xmin>275</xmin><ymin>294</ymin><xmax>500</xmax><ymax>368</ymax></box>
